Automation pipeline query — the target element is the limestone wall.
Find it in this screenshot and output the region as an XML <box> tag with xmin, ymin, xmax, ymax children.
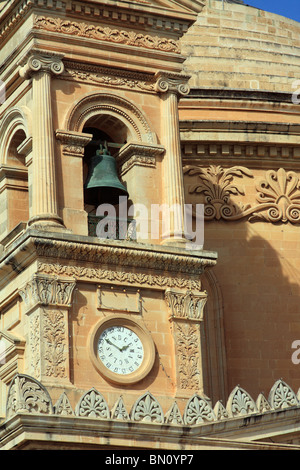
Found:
<box><xmin>181</xmin><ymin>0</ymin><xmax>300</xmax><ymax>92</ymax></box>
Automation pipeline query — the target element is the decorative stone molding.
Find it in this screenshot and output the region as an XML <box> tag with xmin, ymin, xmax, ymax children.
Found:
<box><xmin>226</xmin><ymin>386</ymin><xmax>258</xmax><ymax>418</ymax></box>
<box><xmin>75</xmin><ymin>388</ymin><xmax>110</xmax><ymax>419</ymax></box>
<box><xmin>154</xmin><ymin>71</ymin><xmax>191</xmax><ymax>96</ymax></box>
<box><xmin>62</xmin><ymin>63</ymin><xmax>155</xmax><ymax>94</ymax></box>
<box><xmin>111</xmin><ymin>396</ymin><xmax>129</xmax><ymax>421</ymax></box>
<box><xmin>165</xmin><ymin>288</ymin><xmax>207</xmax><ymax>321</ymax></box>
<box><xmin>18</xmin><ymin>274</ymin><xmax>75</xmax><ymax>381</ymax></box>
<box><xmin>6</xmin><ymin>374</ymin><xmax>53</xmax><ymax>419</ymax></box>
<box><xmin>256</xmin><ymin>393</ymin><xmax>272</xmax><ymax>413</ymax></box>
<box><xmin>165</xmin><ymin>402</ymin><xmax>183</xmax><ymax>425</ymax></box>
<box><xmin>38</xmin><ymin>262</ymin><xmax>202</xmax><ymax>291</ymax></box>
<box><xmin>28</xmin><ymin>307</ymin><xmax>70</xmax><ymax>380</ymax></box>
<box><xmin>116</xmin><ymin>142</ymin><xmax>165</xmax><ymax>176</ymax></box>
<box><xmin>32</xmin><ymin>236</ymin><xmax>216</xmax><ymax>276</ymax></box>
<box><xmin>43</xmin><ymin>309</ymin><xmax>68</xmax><ymax>379</ymax></box>
<box><xmin>0</xmin><ymin>0</ymin><xmax>204</xmax><ymax>43</ymax></box>
<box><xmin>268</xmin><ymin>379</ymin><xmax>299</xmax><ymax>409</ymax></box>
<box><xmin>18</xmin><ymin>274</ymin><xmax>76</xmax><ymax>312</ymax></box>
<box><xmin>182</xmin><ymin>141</ymin><xmax>300</xmax><ymax>163</ymax></box>
<box><xmin>5</xmin><ymin>376</ymin><xmax>300</xmax><ymax>427</ymax></box>
<box><xmin>130</xmin><ymin>392</ymin><xmax>164</xmax><ymax>424</ymax></box>
<box><xmin>55</xmin><ymin>129</ymin><xmax>93</xmax><ymax>158</ymax></box>
<box><xmin>19</xmin><ymin>49</ymin><xmax>64</xmax><ymax>79</ymax></box>
<box><xmin>166</xmin><ymin>288</ymin><xmax>207</xmax><ymax>393</ymax></box>
<box><xmin>66</xmin><ymin>92</ymin><xmax>156</xmax><ymax>144</ymax></box>
<box><xmin>183</xmin><ymin>394</ymin><xmax>216</xmax><ymax>425</ymax></box>
<box><xmin>54</xmin><ymin>392</ymin><xmax>74</xmax><ymax>416</ymax></box>
<box><xmin>33</xmin><ymin>16</ymin><xmax>180</xmax><ymax>54</ymax></box>
<box><xmin>174</xmin><ymin>322</ymin><xmax>201</xmax><ymax>391</ymax></box>
<box><xmin>214</xmin><ymin>400</ymin><xmax>229</xmax><ymax>420</ymax></box>
<box><xmin>184</xmin><ymin>164</ymin><xmax>300</xmax><ymax>224</ymax></box>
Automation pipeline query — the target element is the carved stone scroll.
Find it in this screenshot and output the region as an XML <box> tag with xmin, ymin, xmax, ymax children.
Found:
<box><xmin>184</xmin><ymin>165</ymin><xmax>300</xmax><ymax>224</ymax></box>
<box><xmin>6</xmin><ymin>374</ymin><xmax>53</xmax><ymax>418</ymax></box>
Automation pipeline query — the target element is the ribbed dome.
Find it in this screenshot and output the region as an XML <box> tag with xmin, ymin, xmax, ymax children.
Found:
<box><xmin>181</xmin><ymin>0</ymin><xmax>300</xmax><ymax>93</ymax></box>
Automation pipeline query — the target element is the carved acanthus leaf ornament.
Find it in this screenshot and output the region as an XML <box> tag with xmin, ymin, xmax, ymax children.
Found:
<box><xmin>184</xmin><ymin>165</ymin><xmax>300</xmax><ymax>224</ymax></box>
<box><xmin>33</xmin><ymin>16</ymin><xmax>180</xmax><ymax>54</ymax></box>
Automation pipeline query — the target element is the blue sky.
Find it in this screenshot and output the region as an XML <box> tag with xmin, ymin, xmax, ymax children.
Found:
<box><xmin>245</xmin><ymin>0</ymin><xmax>300</xmax><ymax>23</ymax></box>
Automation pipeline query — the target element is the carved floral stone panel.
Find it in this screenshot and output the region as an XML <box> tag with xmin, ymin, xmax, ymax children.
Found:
<box><xmin>33</xmin><ymin>16</ymin><xmax>180</xmax><ymax>54</ymax></box>
<box><xmin>183</xmin><ymin>165</ymin><xmax>300</xmax><ymax>224</ymax></box>
<box><xmin>5</xmin><ymin>375</ymin><xmax>300</xmax><ymax>430</ymax></box>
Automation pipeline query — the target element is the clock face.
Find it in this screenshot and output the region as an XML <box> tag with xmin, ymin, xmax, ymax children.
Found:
<box><xmin>97</xmin><ymin>326</ymin><xmax>144</xmax><ymax>375</ymax></box>
<box><xmin>89</xmin><ymin>315</ymin><xmax>155</xmax><ymax>384</ymax></box>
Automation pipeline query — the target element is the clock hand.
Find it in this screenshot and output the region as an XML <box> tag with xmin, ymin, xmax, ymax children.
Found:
<box><xmin>120</xmin><ymin>342</ymin><xmax>132</xmax><ymax>352</ymax></box>
<box><xmin>105</xmin><ymin>338</ymin><xmax>121</xmax><ymax>351</ymax></box>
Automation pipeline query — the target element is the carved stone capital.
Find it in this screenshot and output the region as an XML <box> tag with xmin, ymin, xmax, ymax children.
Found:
<box><xmin>165</xmin><ymin>288</ymin><xmax>208</xmax><ymax>322</ymax></box>
<box><xmin>19</xmin><ymin>50</ymin><xmax>65</xmax><ymax>80</ymax></box>
<box><xmin>154</xmin><ymin>72</ymin><xmax>190</xmax><ymax>96</ymax></box>
<box><xmin>19</xmin><ymin>274</ymin><xmax>76</xmax><ymax>313</ymax></box>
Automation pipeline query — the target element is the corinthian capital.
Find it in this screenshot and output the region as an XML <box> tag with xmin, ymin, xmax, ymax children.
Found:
<box><xmin>154</xmin><ymin>71</ymin><xmax>190</xmax><ymax>96</ymax></box>
<box><xmin>19</xmin><ymin>49</ymin><xmax>64</xmax><ymax>79</ymax></box>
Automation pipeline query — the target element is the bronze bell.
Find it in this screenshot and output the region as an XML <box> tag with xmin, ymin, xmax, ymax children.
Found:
<box><xmin>84</xmin><ymin>144</ymin><xmax>129</xmax><ymax>206</ymax></box>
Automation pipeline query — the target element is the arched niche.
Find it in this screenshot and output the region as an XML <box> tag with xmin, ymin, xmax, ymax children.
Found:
<box><xmin>0</xmin><ymin>107</ymin><xmax>31</xmax><ymax>239</ymax></box>
<box><xmin>65</xmin><ymin>91</ymin><xmax>157</xmax><ymax>145</ymax></box>
<box><xmin>59</xmin><ymin>92</ymin><xmax>164</xmax><ymax>242</ymax></box>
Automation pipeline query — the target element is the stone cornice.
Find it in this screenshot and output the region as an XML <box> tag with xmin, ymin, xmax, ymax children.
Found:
<box><xmin>0</xmin><ymin>228</ymin><xmax>217</xmax><ymax>291</ymax></box>
<box><xmin>2</xmin><ymin>375</ymin><xmax>300</xmax><ymax>450</ymax></box>
<box><xmin>186</xmin><ymin>87</ymin><xmax>296</xmax><ymax>104</ymax></box>
<box><xmin>0</xmin><ymin>0</ymin><xmax>200</xmax><ymax>43</ymax></box>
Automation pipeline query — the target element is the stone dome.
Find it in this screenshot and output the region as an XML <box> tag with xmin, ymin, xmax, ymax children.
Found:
<box><xmin>181</xmin><ymin>0</ymin><xmax>300</xmax><ymax>93</ymax></box>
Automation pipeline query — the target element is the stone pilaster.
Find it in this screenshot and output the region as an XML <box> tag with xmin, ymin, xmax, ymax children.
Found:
<box><xmin>18</xmin><ymin>274</ymin><xmax>76</xmax><ymax>385</ymax></box>
<box><xmin>165</xmin><ymin>288</ymin><xmax>208</xmax><ymax>398</ymax></box>
<box><xmin>155</xmin><ymin>72</ymin><xmax>190</xmax><ymax>246</ymax></box>
<box><xmin>19</xmin><ymin>50</ymin><xmax>65</xmax><ymax>229</ymax></box>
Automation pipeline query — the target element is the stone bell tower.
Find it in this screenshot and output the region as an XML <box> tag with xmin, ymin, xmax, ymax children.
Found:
<box><xmin>0</xmin><ymin>0</ymin><xmax>223</xmax><ymax>449</ymax></box>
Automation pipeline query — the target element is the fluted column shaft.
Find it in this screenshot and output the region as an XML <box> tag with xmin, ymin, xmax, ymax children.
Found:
<box><xmin>155</xmin><ymin>73</ymin><xmax>190</xmax><ymax>245</ymax></box>
<box><xmin>19</xmin><ymin>51</ymin><xmax>65</xmax><ymax>228</ymax></box>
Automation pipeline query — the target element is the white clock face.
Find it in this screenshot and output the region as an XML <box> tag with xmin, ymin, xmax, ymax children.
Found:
<box><xmin>97</xmin><ymin>326</ymin><xmax>144</xmax><ymax>375</ymax></box>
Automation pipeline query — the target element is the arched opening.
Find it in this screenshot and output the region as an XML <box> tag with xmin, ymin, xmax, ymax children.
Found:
<box><xmin>64</xmin><ymin>92</ymin><xmax>160</xmax><ymax>242</ymax></box>
<box><xmin>6</xmin><ymin>129</ymin><xmax>27</xmax><ymax>168</ymax></box>
<box><xmin>0</xmin><ymin>128</ymin><xmax>29</xmax><ymax>238</ymax></box>
<box><xmin>82</xmin><ymin>122</ymin><xmax>132</xmax><ymax>239</ymax></box>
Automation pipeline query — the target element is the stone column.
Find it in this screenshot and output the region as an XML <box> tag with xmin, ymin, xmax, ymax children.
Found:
<box><xmin>155</xmin><ymin>72</ymin><xmax>190</xmax><ymax>246</ymax></box>
<box><xmin>19</xmin><ymin>50</ymin><xmax>65</xmax><ymax>229</ymax></box>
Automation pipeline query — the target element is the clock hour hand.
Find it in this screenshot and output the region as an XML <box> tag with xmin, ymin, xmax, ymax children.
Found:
<box><xmin>120</xmin><ymin>342</ymin><xmax>132</xmax><ymax>352</ymax></box>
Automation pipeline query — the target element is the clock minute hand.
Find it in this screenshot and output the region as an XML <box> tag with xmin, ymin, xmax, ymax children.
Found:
<box><xmin>105</xmin><ymin>338</ymin><xmax>121</xmax><ymax>351</ymax></box>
